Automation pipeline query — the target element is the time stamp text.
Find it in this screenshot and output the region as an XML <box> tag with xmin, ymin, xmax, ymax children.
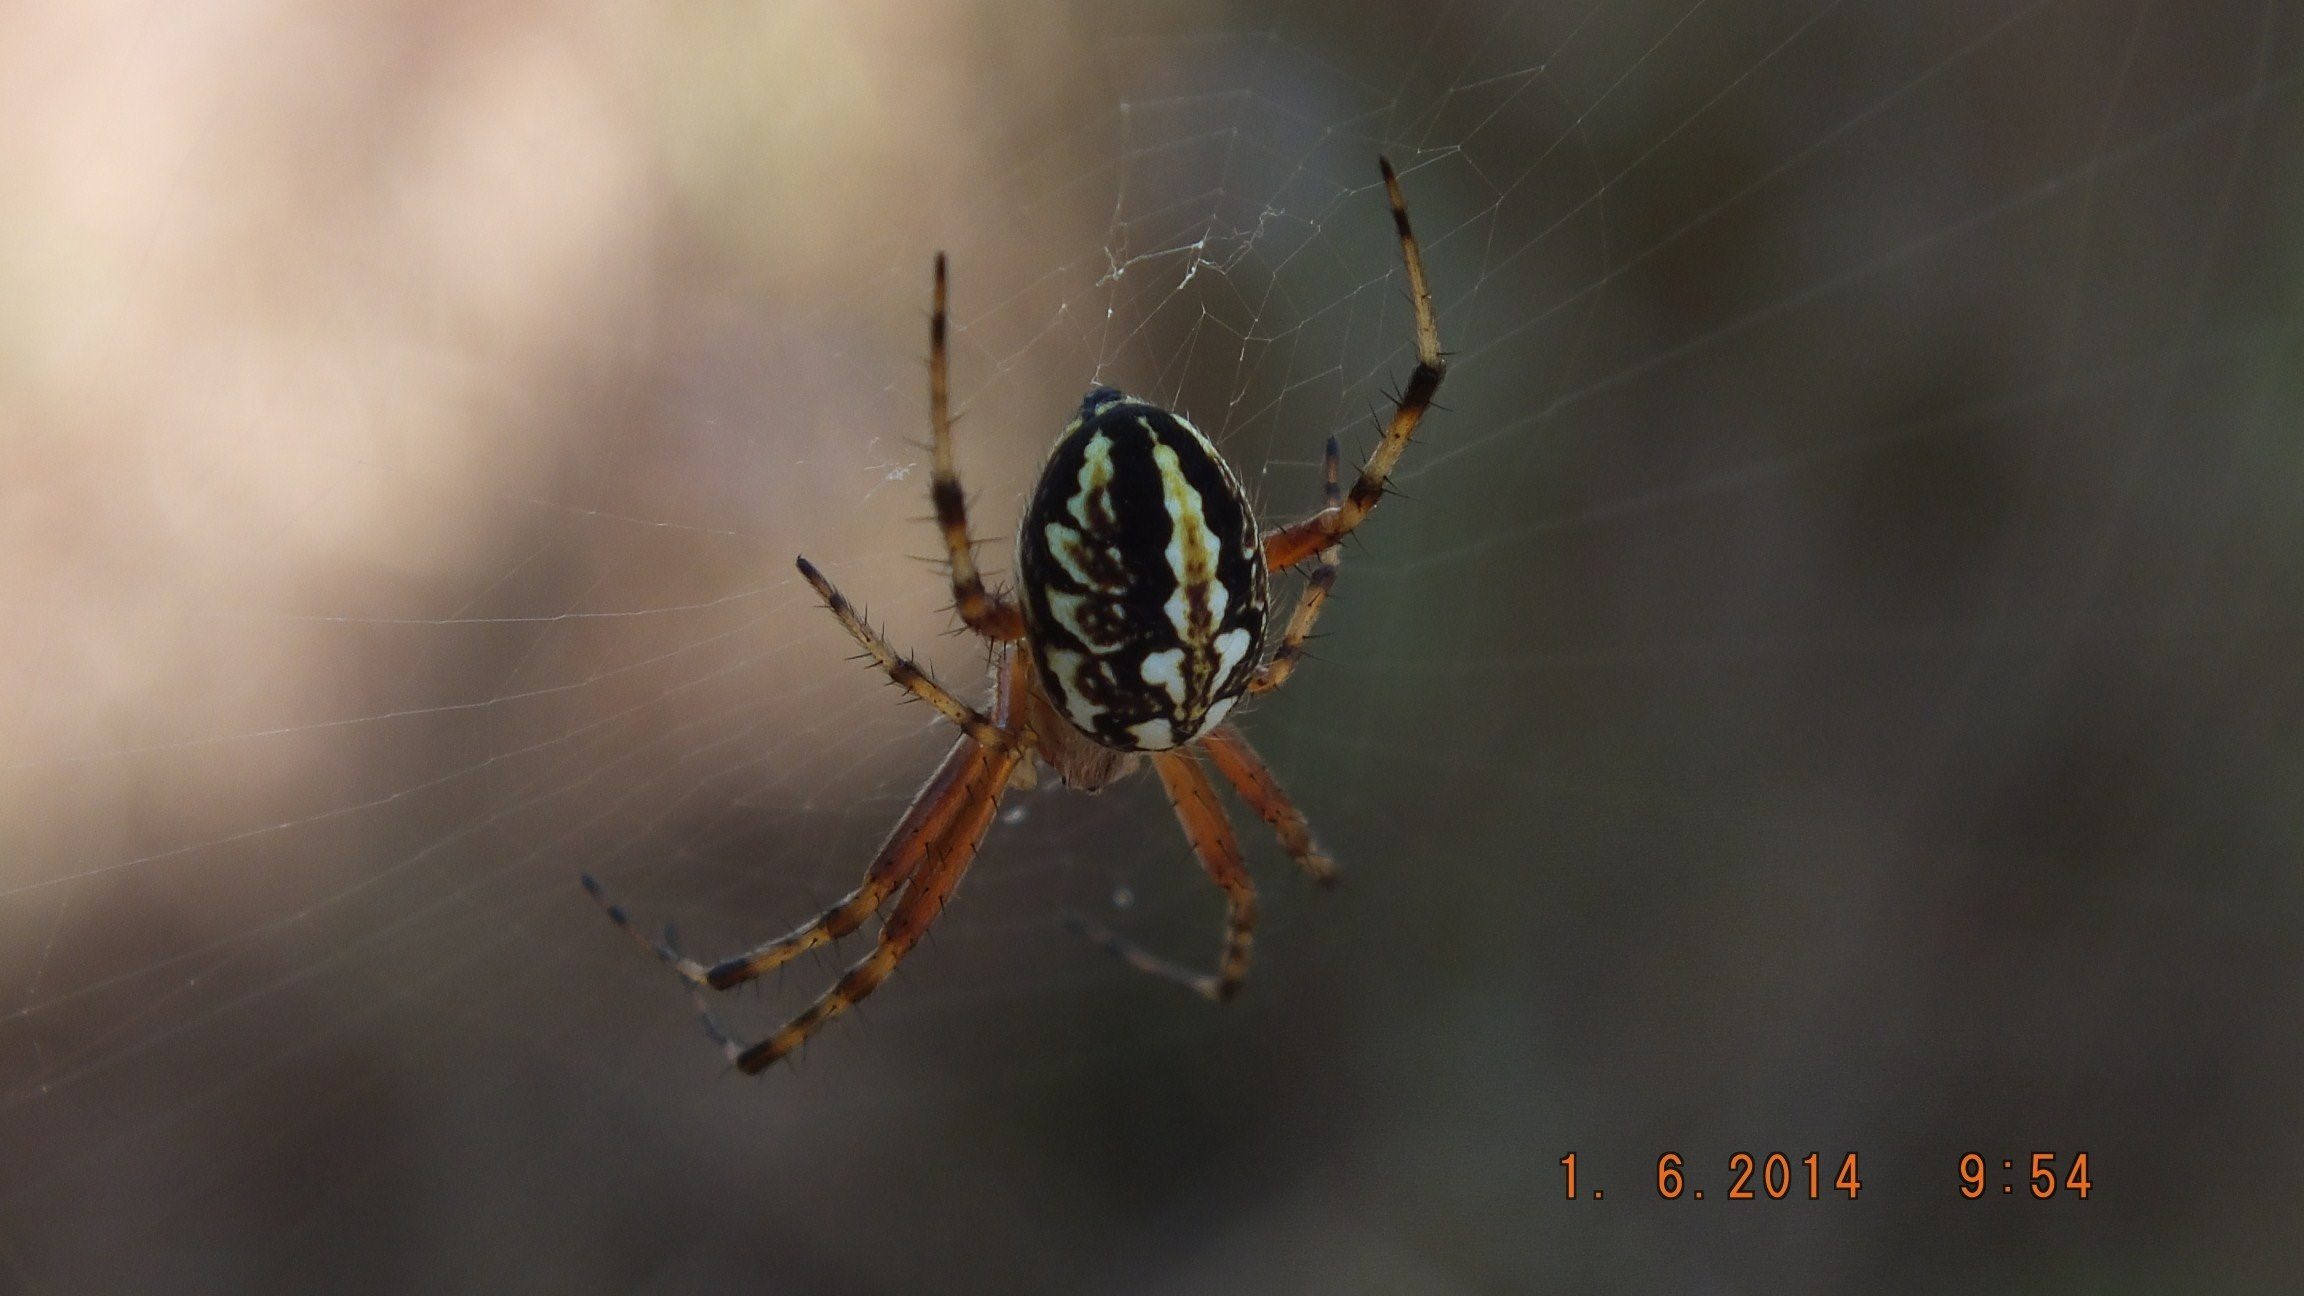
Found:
<box><xmin>1558</xmin><ymin>1152</ymin><xmax>2094</xmax><ymax>1201</ymax></box>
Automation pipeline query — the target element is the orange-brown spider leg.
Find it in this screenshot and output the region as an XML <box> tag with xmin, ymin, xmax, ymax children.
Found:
<box><xmin>794</xmin><ymin>555</ymin><xmax>1012</xmax><ymax>752</ymax></box>
<box><xmin>705</xmin><ymin>740</ymin><xmax>1024</xmax><ymax>1073</ymax></box>
<box><xmin>583</xmin><ymin>732</ymin><xmax>998</xmax><ymax>989</ymax></box>
<box><xmin>1067</xmin><ymin>749</ymin><xmax>1257</xmax><ymax>1003</ymax></box>
<box><xmin>682</xmin><ymin>644</ymin><xmax>1033</xmax><ymax>1072</ymax></box>
<box><xmin>1198</xmin><ymin>725</ymin><xmax>1339</xmax><ymax>887</ymax></box>
<box><xmin>1251</xmin><ymin>436</ymin><xmax>1343</xmax><ymax>696</ymax></box>
<box><xmin>928</xmin><ymin>254</ymin><xmax>1026</xmax><ymax>642</ymax></box>
<box><xmin>1263</xmin><ymin>156</ymin><xmax>1445</xmax><ymax>571</ymax></box>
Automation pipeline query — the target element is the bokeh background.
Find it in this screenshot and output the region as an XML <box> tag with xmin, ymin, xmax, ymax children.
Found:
<box><xmin>3</xmin><ymin>1</ymin><xmax>2301</xmax><ymax>1290</ymax></box>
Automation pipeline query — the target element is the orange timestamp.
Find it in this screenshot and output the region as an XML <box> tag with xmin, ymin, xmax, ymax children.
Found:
<box><xmin>1557</xmin><ymin>1151</ymin><xmax>2097</xmax><ymax>1201</ymax></box>
<box><xmin>1960</xmin><ymin>1151</ymin><xmax>2093</xmax><ymax>1198</ymax></box>
<box><xmin>1559</xmin><ymin>1152</ymin><xmax>1864</xmax><ymax>1200</ymax></box>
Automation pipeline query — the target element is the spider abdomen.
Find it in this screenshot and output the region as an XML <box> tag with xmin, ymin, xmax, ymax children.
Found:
<box><xmin>1018</xmin><ymin>388</ymin><xmax>1267</xmax><ymax>752</ymax></box>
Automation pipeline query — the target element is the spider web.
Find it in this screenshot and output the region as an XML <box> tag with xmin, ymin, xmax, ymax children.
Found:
<box><xmin>3</xmin><ymin>0</ymin><xmax>2300</xmax><ymax>1289</ymax></box>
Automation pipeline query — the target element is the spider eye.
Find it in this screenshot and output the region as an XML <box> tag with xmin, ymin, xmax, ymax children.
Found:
<box><xmin>1078</xmin><ymin>386</ymin><xmax>1128</xmax><ymax>418</ymax></box>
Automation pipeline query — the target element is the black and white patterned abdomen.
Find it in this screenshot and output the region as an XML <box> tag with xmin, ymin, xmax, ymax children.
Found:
<box><xmin>1017</xmin><ymin>389</ymin><xmax>1267</xmax><ymax>752</ymax></box>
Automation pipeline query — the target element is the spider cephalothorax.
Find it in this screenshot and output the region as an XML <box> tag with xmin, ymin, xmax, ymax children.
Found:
<box><xmin>586</xmin><ymin>157</ymin><xmax>1445</xmax><ymax>1073</ymax></box>
<box><xmin>1018</xmin><ymin>387</ymin><xmax>1268</xmax><ymax>758</ymax></box>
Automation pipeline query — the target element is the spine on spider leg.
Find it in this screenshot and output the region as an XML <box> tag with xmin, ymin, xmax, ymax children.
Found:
<box><xmin>925</xmin><ymin>253</ymin><xmax>1022</xmax><ymax>641</ymax></box>
<box><xmin>1330</xmin><ymin>156</ymin><xmax>1446</xmax><ymax>538</ymax></box>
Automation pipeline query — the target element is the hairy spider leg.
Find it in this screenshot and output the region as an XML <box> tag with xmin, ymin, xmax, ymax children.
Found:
<box><xmin>584</xmin><ymin>644</ymin><xmax>1030</xmax><ymax>994</ymax></box>
<box><xmin>675</xmin><ymin>646</ymin><xmax>1029</xmax><ymax>1071</ymax></box>
<box><xmin>1250</xmin><ymin>436</ymin><xmax>1343</xmax><ymax>697</ymax></box>
<box><xmin>1067</xmin><ymin>749</ymin><xmax>1257</xmax><ymax>1002</ymax></box>
<box><xmin>1263</xmin><ymin>156</ymin><xmax>1446</xmax><ymax>572</ymax></box>
<box><xmin>928</xmin><ymin>254</ymin><xmax>1026</xmax><ymax>642</ymax></box>
<box><xmin>1198</xmin><ymin>724</ymin><xmax>1338</xmax><ymax>887</ymax></box>
<box><xmin>704</xmin><ymin>733</ymin><xmax>1025</xmax><ymax>1073</ymax></box>
<box><xmin>583</xmin><ymin>733</ymin><xmax>995</xmax><ymax>989</ymax></box>
<box><xmin>793</xmin><ymin>555</ymin><xmax>1012</xmax><ymax>752</ymax></box>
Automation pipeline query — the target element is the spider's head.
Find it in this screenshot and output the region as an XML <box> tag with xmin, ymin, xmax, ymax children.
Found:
<box><xmin>1077</xmin><ymin>386</ymin><xmax>1131</xmax><ymax>419</ymax></box>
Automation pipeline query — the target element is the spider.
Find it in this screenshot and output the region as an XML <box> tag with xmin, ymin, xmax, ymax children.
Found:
<box><xmin>584</xmin><ymin>157</ymin><xmax>1444</xmax><ymax>1074</ymax></box>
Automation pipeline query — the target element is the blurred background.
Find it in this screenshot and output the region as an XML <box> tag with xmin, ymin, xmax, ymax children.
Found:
<box><xmin>3</xmin><ymin>0</ymin><xmax>2300</xmax><ymax>1290</ymax></box>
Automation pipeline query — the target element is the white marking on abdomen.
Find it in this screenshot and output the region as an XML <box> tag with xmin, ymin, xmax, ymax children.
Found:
<box><xmin>1128</xmin><ymin>717</ymin><xmax>1177</xmax><ymax>750</ymax></box>
<box><xmin>1048</xmin><ymin>589</ymin><xmax>1129</xmax><ymax>653</ymax></box>
<box><xmin>1198</xmin><ymin>692</ymin><xmax>1240</xmax><ymax>733</ymax></box>
<box><xmin>1151</xmin><ymin>440</ymin><xmax>1225</xmax><ymax>642</ymax></box>
<box><xmin>1139</xmin><ymin>648</ymin><xmax>1187</xmax><ymax>704</ymax></box>
<box><xmin>1067</xmin><ymin>432</ymin><xmax>1116</xmax><ymax>531</ymax></box>
<box><xmin>1210</xmin><ymin>627</ymin><xmax>1253</xmax><ymax>684</ymax></box>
